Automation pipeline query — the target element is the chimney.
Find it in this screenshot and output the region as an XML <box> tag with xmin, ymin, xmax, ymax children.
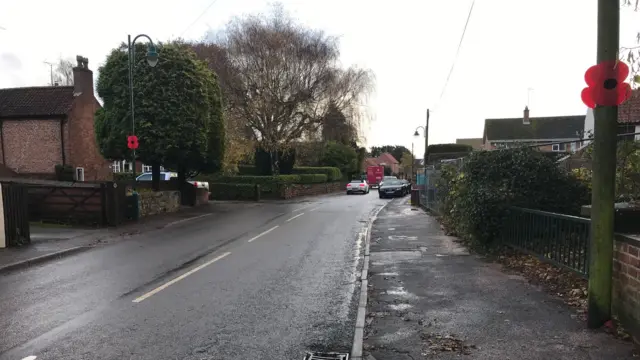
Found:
<box><xmin>72</xmin><ymin>55</ymin><xmax>93</xmax><ymax>98</ymax></box>
<box><xmin>523</xmin><ymin>106</ymin><xmax>530</xmax><ymax>125</ymax></box>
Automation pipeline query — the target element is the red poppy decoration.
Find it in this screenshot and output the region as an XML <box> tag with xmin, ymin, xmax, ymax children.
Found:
<box><xmin>127</xmin><ymin>135</ymin><xmax>139</xmax><ymax>150</ymax></box>
<box><xmin>581</xmin><ymin>60</ymin><xmax>632</xmax><ymax>108</ymax></box>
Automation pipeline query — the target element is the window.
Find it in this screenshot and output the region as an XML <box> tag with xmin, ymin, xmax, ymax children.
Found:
<box><xmin>112</xmin><ymin>161</ymin><xmax>121</xmax><ymax>173</ymax></box>
<box><xmin>552</xmin><ymin>143</ymin><xmax>566</xmax><ymax>152</ymax></box>
<box><xmin>142</xmin><ymin>164</ymin><xmax>152</xmax><ymax>173</ymax></box>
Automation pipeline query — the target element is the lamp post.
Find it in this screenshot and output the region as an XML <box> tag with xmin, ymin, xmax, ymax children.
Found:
<box><xmin>413</xmin><ymin>109</ymin><xmax>430</xmax><ymax>165</ymax></box>
<box><xmin>127</xmin><ymin>34</ymin><xmax>159</xmax><ymax>189</ymax></box>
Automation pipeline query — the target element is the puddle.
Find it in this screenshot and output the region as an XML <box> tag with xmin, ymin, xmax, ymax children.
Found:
<box><xmin>370</xmin><ymin>251</ymin><xmax>421</xmax><ymax>265</ymax></box>
<box><xmin>388</xmin><ymin>303</ymin><xmax>413</xmax><ymax>311</ymax></box>
<box><xmin>384</xmin><ymin>287</ymin><xmax>419</xmax><ymax>299</ymax></box>
<box><xmin>388</xmin><ymin>235</ymin><xmax>418</xmax><ymax>241</ymax></box>
<box><xmin>378</xmin><ymin>329</ymin><xmax>416</xmax><ymax>343</ymax></box>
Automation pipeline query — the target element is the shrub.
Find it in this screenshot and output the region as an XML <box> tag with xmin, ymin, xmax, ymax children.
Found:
<box><xmin>292</xmin><ymin>167</ymin><xmax>342</xmax><ymax>181</ymax></box>
<box><xmin>298</xmin><ymin>174</ymin><xmax>328</xmax><ymax>183</ymax></box>
<box><xmin>319</xmin><ymin>141</ymin><xmax>357</xmax><ymax>179</ymax></box>
<box><xmin>209</xmin><ymin>183</ymin><xmax>257</xmax><ymax>200</ymax></box>
<box><xmin>114</xmin><ymin>172</ymin><xmax>134</xmax><ymax>182</ymax></box>
<box><xmin>237</xmin><ymin>165</ymin><xmax>259</xmax><ymax>175</ymax></box>
<box><xmin>201</xmin><ymin>175</ymin><xmax>301</xmax><ymax>193</ymax></box>
<box><xmin>254</xmin><ymin>147</ymin><xmax>296</xmax><ymax>175</ymax></box>
<box><xmin>440</xmin><ymin>148</ymin><xmax>590</xmax><ymax>249</ymax></box>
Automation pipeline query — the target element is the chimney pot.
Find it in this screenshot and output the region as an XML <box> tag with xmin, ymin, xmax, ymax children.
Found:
<box><xmin>523</xmin><ymin>106</ymin><xmax>530</xmax><ymax>125</ymax></box>
<box><xmin>72</xmin><ymin>55</ymin><xmax>94</xmax><ymax>98</ymax></box>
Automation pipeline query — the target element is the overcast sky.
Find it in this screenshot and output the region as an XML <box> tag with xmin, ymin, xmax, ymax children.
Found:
<box><xmin>1</xmin><ymin>0</ymin><xmax>639</xmax><ymax>156</ymax></box>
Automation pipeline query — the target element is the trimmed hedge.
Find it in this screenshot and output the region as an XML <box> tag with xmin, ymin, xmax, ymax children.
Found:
<box><xmin>202</xmin><ymin>175</ymin><xmax>301</xmax><ymax>193</ymax></box>
<box><xmin>237</xmin><ymin>165</ymin><xmax>259</xmax><ymax>175</ymax></box>
<box><xmin>209</xmin><ymin>183</ymin><xmax>257</xmax><ymax>200</ymax></box>
<box><xmin>114</xmin><ymin>172</ymin><xmax>134</xmax><ymax>182</ymax></box>
<box><xmin>292</xmin><ymin>167</ymin><xmax>342</xmax><ymax>181</ymax></box>
<box><xmin>298</xmin><ymin>174</ymin><xmax>328</xmax><ymax>183</ymax></box>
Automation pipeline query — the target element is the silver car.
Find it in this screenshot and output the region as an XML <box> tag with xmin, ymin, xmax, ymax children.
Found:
<box><xmin>346</xmin><ymin>179</ymin><xmax>370</xmax><ymax>195</ymax></box>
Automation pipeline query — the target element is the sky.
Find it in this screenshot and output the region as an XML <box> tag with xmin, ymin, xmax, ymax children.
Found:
<box><xmin>1</xmin><ymin>0</ymin><xmax>640</xmax><ymax>158</ymax></box>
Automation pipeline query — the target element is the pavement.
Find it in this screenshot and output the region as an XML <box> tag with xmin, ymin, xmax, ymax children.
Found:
<box><xmin>363</xmin><ymin>199</ymin><xmax>637</xmax><ymax>359</ymax></box>
<box><xmin>0</xmin><ymin>191</ymin><xmax>391</xmax><ymax>359</ymax></box>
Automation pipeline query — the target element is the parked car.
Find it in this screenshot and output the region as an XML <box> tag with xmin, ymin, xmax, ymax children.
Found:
<box><xmin>401</xmin><ymin>179</ymin><xmax>411</xmax><ymax>194</ymax></box>
<box><xmin>378</xmin><ymin>175</ymin><xmax>397</xmax><ymax>187</ymax></box>
<box><xmin>347</xmin><ymin>179</ymin><xmax>370</xmax><ymax>195</ymax></box>
<box><xmin>378</xmin><ymin>179</ymin><xmax>406</xmax><ymax>198</ymax></box>
<box><xmin>135</xmin><ymin>172</ymin><xmax>209</xmax><ymax>191</ymax></box>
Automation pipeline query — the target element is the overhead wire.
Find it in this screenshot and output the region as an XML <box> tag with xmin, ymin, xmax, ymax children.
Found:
<box><xmin>179</xmin><ymin>0</ymin><xmax>220</xmax><ymax>38</ymax></box>
<box><xmin>433</xmin><ymin>0</ymin><xmax>476</xmax><ymax>113</ymax></box>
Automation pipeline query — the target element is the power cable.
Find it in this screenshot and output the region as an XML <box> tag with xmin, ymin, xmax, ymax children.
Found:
<box><xmin>179</xmin><ymin>0</ymin><xmax>220</xmax><ymax>38</ymax></box>
<box><xmin>434</xmin><ymin>0</ymin><xmax>476</xmax><ymax>111</ymax></box>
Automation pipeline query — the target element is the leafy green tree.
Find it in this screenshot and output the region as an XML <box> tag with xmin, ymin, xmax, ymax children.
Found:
<box><xmin>322</xmin><ymin>103</ymin><xmax>358</xmax><ymax>146</ymax></box>
<box><xmin>370</xmin><ymin>145</ymin><xmax>411</xmax><ymax>162</ymax></box>
<box><xmin>95</xmin><ymin>41</ymin><xmax>224</xmax><ymax>188</ymax></box>
<box><xmin>320</xmin><ymin>141</ymin><xmax>358</xmax><ymax>179</ymax></box>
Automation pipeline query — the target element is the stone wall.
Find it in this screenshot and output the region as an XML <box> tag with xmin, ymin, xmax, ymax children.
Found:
<box><xmin>279</xmin><ymin>182</ymin><xmax>343</xmax><ymax>199</ymax></box>
<box><xmin>613</xmin><ymin>234</ymin><xmax>640</xmax><ymax>342</ymax></box>
<box><xmin>138</xmin><ymin>190</ymin><xmax>181</xmax><ymax>217</ymax></box>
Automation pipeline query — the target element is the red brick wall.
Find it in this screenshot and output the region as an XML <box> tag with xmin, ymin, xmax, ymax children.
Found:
<box><xmin>613</xmin><ymin>235</ymin><xmax>640</xmax><ymax>342</ymax></box>
<box><xmin>2</xmin><ymin>119</ymin><xmax>63</xmax><ymax>173</ymax></box>
<box><xmin>279</xmin><ymin>182</ymin><xmax>343</xmax><ymax>199</ymax></box>
<box><xmin>67</xmin><ymin>93</ymin><xmax>111</xmax><ymax>181</ymax></box>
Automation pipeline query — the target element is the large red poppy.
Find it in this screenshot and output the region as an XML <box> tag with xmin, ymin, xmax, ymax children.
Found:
<box><xmin>127</xmin><ymin>135</ymin><xmax>139</xmax><ymax>150</ymax></box>
<box><xmin>581</xmin><ymin>60</ymin><xmax>632</xmax><ymax>108</ymax></box>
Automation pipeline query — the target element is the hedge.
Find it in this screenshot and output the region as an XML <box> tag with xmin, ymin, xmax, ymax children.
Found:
<box><xmin>298</xmin><ymin>174</ymin><xmax>328</xmax><ymax>183</ymax></box>
<box><xmin>237</xmin><ymin>165</ymin><xmax>259</xmax><ymax>175</ymax></box>
<box><xmin>202</xmin><ymin>175</ymin><xmax>301</xmax><ymax>193</ymax></box>
<box><xmin>114</xmin><ymin>172</ymin><xmax>134</xmax><ymax>182</ymax></box>
<box><xmin>292</xmin><ymin>167</ymin><xmax>342</xmax><ymax>181</ymax></box>
<box><xmin>209</xmin><ymin>183</ymin><xmax>257</xmax><ymax>200</ymax></box>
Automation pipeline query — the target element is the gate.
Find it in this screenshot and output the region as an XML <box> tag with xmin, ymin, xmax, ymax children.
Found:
<box><xmin>1</xmin><ymin>182</ymin><xmax>30</xmax><ymax>247</ymax></box>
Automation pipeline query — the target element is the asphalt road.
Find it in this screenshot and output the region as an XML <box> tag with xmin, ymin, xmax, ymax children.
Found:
<box><xmin>0</xmin><ymin>191</ymin><xmax>392</xmax><ymax>359</ymax></box>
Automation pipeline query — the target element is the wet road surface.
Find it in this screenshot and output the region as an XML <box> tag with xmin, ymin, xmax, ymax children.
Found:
<box><xmin>0</xmin><ymin>192</ymin><xmax>391</xmax><ymax>359</ymax></box>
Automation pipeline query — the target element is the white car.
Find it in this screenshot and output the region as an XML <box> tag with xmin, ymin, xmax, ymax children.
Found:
<box><xmin>346</xmin><ymin>180</ymin><xmax>370</xmax><ymax>195</ymax></box>
<box><xmin>136</xmin><ymin>172</ymin><xmax>209</xmax><ymax>191</ymax></box>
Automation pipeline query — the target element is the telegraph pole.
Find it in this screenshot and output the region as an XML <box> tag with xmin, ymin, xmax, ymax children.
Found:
<box><xmin>588</xmin><ymin>0</ymin><xmax>619</xmax><ymax>329</ymax></box>
<box><xmin>424</xmin><ymin>109</ymin><xmax>430</xmax><ymax>164</ymax></box>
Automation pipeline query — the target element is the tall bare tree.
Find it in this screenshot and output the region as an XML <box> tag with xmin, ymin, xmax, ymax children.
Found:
<box><xmin>53</xmin><ymin>58</ymin><xmax>74</xmax><ymax>85</ymax></box>
<box><xmin>192</xmin><ymin>5</ymin><xmax>374</xmax><ymax>172</ymax></box>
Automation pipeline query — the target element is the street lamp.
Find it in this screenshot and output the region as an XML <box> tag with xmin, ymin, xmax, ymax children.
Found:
<box><xmin>413</xmin><ymin>108</ymin><xmax>430</xmax><ymax>165</ymax></box>
<box><xmin>127</xmin><ymin>34</ymin><xmax>158</xmax><ymax>189</ymax></box>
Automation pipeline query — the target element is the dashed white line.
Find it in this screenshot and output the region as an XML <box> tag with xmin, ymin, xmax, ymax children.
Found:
<box><xmin>247</xmin><ymin>225</ymin><xmax>279</xmax><ymax>243</ymax></box>
<box><xmin>21</xmin><ymin>356</ymin><xmax>37</xmax><ymax>360</ymax></box>
<box><xmin>132</xmin><ymin>252</ymin><xmax>231</xmax><ymax>303</ymax></box>
<box><xmin>292</xmin><ymin>204</ymin><xmax>312</xmax><ymax>212</ymax></box>
<box><xmin>286</xmin><ymin>213</ymin><xmax>305</xmax><ymax>222</ymax></box>
<box><xmin>308</xmin><ymin>206</ymin><xmax>321</xmax><ymax>212</ymax></box>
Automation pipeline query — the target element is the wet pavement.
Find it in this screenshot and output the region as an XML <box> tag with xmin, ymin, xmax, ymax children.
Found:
<box><xmin>364</xmin><ymin>199</ymin><xmax>636</xmax><ymax>359</ymax></box>
<box><xmin>0</xmin><ymin>192</ymin><xmax>387</xmax><ymax>359</ymax></box>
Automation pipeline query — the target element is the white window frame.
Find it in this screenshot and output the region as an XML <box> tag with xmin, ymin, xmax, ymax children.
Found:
<box><xmin>142</xmin><ymin>164</ymin><xmax>152</xmax><ymax>173</ymax></box>
<box><xmin>112</xmin><ymin>161</ymin><xmax>121</xmax><ymax>173</ymax></box>
<box><xmin>552</xmin><ymin>144</ymin><xmax>560</xmax><ymax>152</ymax></box>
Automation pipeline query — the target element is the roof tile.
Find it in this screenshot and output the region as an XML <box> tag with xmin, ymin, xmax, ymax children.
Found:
<box><xmin>484</xmin><ymin>115</ymin><xmax>584</xmax><ymax>141</ymax></box>
<box><xmin>0</xmin><ymin>86</ymin><xmax>75</xmax><ymax>119</ymax></box>
<box><xmin>619</xmin><ymin>89</ymin><xmax>640</xmax><ymax>124</ymax></box>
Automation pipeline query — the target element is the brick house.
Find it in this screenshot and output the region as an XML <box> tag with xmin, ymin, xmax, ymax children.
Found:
<box><xmin>0</xmin><ymin>56</ymin><xmax>111</xmax><ymax>181</ymax></box>
<box><xmin>483</xmin><ymin>107</ymin><xmax>586</xmax><ymax>153</ymax></box>
<box><xmin>362</xmin><ymin>153</ymin><xmax>400</xmax><ymax>175</ymax></box>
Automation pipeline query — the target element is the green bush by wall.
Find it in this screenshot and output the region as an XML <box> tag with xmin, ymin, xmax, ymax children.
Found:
<box><xmin>292</xmin><ymin>167</ymin><xmax>342</xmax><ymax>181</ymax></box>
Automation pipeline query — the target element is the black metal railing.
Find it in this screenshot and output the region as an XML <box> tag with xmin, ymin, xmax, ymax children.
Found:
<box><xmin>501</xmin><ymin>207</ymin><xmax>591</xmax><ymax>277</ymax></box>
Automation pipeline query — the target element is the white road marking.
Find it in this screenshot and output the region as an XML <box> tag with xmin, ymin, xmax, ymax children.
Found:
<box><xmin>308</xmin><ymin>206</ymin><xmax>321</xmax><ymax>212</ymax></box>
<box><xmin>132</xmin><ymin>252</ymin><xmax>231</xmax><ymax>303</ymax></box>
<box><xmin>165</xmin><ymin>213</ymin><xmax>212</xmax><ymax>227</ymax></box>
<box><xmin>247</xmin><ymin>226</ymin><xmax>279</xmax><ymax>243</ymax></box>
<box><xmin>286</xmin><ymin>213</ymin><xmax>305</xmax><ymax>222</ymax></box>
<box><xmin>292</xmin><ymin>204</ymin><xmax>312</xmax><ymax>212</ymax></box>
<box><xmin>21</xmin><ymin>357</ymin><xmax>37</xmax><ymax>360</ymax></box>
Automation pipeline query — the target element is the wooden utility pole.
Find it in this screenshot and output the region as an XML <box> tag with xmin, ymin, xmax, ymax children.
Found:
<box><xmin>588</xmin><ymin>0</ymin><xmax>619</xmax><ymax>329</ymax></box>
<box><xmin>424</xmin><ymin>109</ymin><xmax>430</xmax><ymax>164</ymax></box>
